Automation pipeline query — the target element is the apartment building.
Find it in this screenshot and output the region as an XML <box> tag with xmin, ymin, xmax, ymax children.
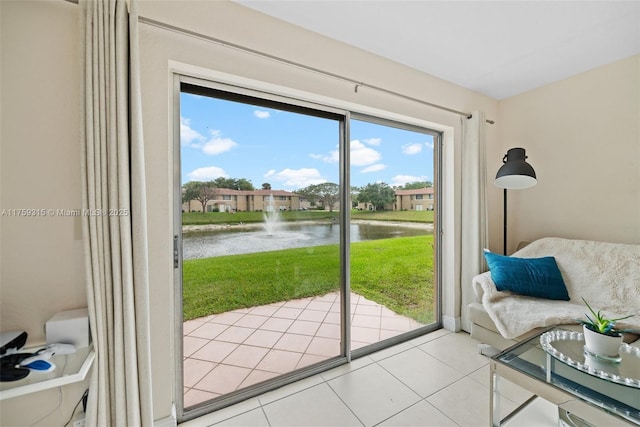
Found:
<box><xmin>184</xmin><ymin>189</ymin><xmax>301</xmax><ymax>212</ymax></box>
<box><xmin>395</xmin><ymin>187</ymin><xmax>435</xmax><ymax>211</ymax></box>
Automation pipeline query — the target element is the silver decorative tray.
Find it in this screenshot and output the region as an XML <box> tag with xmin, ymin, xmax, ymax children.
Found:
<box><xmin>540</xmin><ymin>329</ymin><xmax>640</xmax><ymax>388</ymax></box>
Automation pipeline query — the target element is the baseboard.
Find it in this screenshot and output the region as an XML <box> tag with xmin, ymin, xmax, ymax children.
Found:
<box><xmin>477</xmin><ymin>343</ymin><xmax>500</xmax><ymax>357</ymax></box>
<box><xmin>442</xmin><ymin>315</ymin><xmax>461</xmax><ymax>332</ymax></box>
<box><xmin>154</xmin><ymin>415</ymin><xmax>177</xmax><ymax>427</ymax></box>
<box><xmin>154</xmin><ymin>403</ymin><xmax>177</xmax><ymax>427</ymax></box>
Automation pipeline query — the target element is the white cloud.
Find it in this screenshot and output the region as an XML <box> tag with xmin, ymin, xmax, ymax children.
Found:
<box><xmin>391</xmin><ymin>174</ymin><xmax>429</xmax><ymax>187</ymax></box>
<box><xmin>187</xmin><ymin>166</ymin><xmax>228</xmax><ymax>181</ymax></box>
<box><xmin>264</xmin><ymin>168</ymin><xmax>326</xmax><ymax>189</ymax></box>
<box><xmin>180</xmin><ymin>116</ymin><xmax>205</xmax><ymax>146</ymax></box>
<box><xmin>310</xmin><ymin>149</ymin><xmax>339</xmax><ymax>163</ymax></box>
<box><xmin>254</xmin><ymin>110</ymin><xmax>271</xmax><ymax>119</ymax></box>
<box><xmin>202</xmin><ymin>130</ymin><xmax>238</xmax><ymax>155</ymax></box>
<box><xmin>311</xmin><ymin>140</ymin><xmax>382</xmax><ymax>166</ymax></box>
<box><xmin>362</xmin><ymin>138</ymin><xmax>381</xmax><ymax>146</ymax></box>
<box><xmin>402</xmin><ymin>143</ymin><xmax>423</xmax><ymax>155</ymax></box>
<box><xmin>350</xmin><ymin>140</ymin><xmax>382</xmax><ymax>166</ymax></box>
<box><xmin>361</xmin><ymin>164</ymin><xmax>386</xmax><ymax>173</ymax></box>
<box><xmin>425</xmin><ymin>141</ymin><xmax>435</xmax><ymax>150</ymax></box>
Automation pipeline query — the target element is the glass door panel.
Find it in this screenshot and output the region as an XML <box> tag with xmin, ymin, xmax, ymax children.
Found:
<box><xmin>349</xmin><ymin>118</ymin><xmax>437</xmax><ymax>351</ymax></box>
<box><xmin>179</xmin><ymin>86</ymin><xmax>342</xmax><ymax>408</ymax></box>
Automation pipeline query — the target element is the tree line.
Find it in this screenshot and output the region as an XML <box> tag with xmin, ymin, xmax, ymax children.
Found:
<box><xmin>182</xmin><ymin>178</ymin><xmax>432</xmax><ymax>212</ymax></box>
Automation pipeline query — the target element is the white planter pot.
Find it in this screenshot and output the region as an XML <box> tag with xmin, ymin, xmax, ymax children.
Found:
<box><xmin>582</xmin><ymin>325</ymin><xmax>622</xmax><ymax>357</ymax></box>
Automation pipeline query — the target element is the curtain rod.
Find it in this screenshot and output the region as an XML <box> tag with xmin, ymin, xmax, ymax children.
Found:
<box><xmin>63</xmin><ymin>1</ymin><xmax>494</xmax><ymax>124</ymax></box>
<box><xmin>138</xmin><ymin>16</ymin><xmax>495</xmax><ymax>125</ymax></box>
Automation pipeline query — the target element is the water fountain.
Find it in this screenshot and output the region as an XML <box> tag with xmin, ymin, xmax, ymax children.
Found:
<box><xmin>263</xmin><ymin>194</ymin><xmax>281</xmax><ymax>236</ymax></box>
<box><xmin>182</xmin><ymin>194</ymin><xmax>431</xmax><ymax>259</ymax></box>
<box><xmin>183</xmin><ymin>220</ymin><xmax>430</xmax><ymax>259</ymax></box>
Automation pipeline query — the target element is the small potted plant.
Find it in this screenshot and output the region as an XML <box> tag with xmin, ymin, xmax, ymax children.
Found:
<box><xmin>578</xmin><ymin>297</ymin><xmax>633</xmax><ymax>358</ymax></box>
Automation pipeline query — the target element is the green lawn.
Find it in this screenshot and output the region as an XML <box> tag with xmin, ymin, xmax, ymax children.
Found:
<box><xmin>182</xmin><ymin>209</ymin><xmax>433</xmax><ymax>226</ymax></box>
<box><xmin>183</xmin><ymin>210</ymin><xmax>336</xmax><ymax>225</ymax></box>
<box><xmin>351</xmin><ymin>210</ymin><xmax>433</xmax><ymax>223</ymax></box>
<box><xmin>351</xmin><ymin>236</ymin><xmax>434</xmax><ymax>323</ymax></box>
<box><xmin>183</xmin><ymin>235</ymin><xmax>434</xmax><ymax>324</ymax></box>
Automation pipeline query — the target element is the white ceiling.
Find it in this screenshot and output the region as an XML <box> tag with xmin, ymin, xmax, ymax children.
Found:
<box><xmin>234</xmin><ymin>0</ymin><xmax>640</xmax><ymax>100</ymax></box>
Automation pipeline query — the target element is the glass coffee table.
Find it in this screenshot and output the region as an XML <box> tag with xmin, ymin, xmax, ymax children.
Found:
<box><xmin>490</xmin><ymin>327</ymin><xmax>640</xmax><ymax>426</ymax></box>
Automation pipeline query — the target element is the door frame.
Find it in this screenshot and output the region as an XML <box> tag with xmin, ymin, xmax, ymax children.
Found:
<box><xmin>172</xmin><ymin>72</ymin><xmax>445</xmax><ymax>422</ymax></box>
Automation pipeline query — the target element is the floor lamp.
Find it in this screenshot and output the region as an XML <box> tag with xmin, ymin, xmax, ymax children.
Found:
<box><xmin>494</xmin><ymin>148</ymin><xmax>537</xmax><ymax>255</ymax></box>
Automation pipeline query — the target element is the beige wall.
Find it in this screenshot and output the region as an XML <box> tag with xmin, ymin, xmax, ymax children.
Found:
<box><xmin>137</xmin><ymin>0</ymin><xmax>497</xmax><ymax>420</ymax></box>
<box><xmin>0</xmin><ymin>1</ymin><xmax>90</xmax><ymax>425</ymax></box>
<box><xmin>492</xmin><ymin>55</ymin><xmax>640</xmax><ymax>253</ymax></box>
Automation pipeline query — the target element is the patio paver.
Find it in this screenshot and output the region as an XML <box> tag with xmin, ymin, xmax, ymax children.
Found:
<box><xmin>183</xmin><ymin>291</ymin><xmax>425</xmax><ymax>408</ymax></box>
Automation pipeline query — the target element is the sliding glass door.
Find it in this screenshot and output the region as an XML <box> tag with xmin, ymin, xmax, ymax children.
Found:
<box><xmin>175</xmin><ymin>78</ymin><xmax>440</xmax><ymax>419</ymax></box>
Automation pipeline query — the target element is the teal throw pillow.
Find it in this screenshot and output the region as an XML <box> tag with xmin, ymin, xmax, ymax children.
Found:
<box><xmin>483</xmin><ymin>251</ymin><xmax>570</xmax><ymax>301</ymax></box>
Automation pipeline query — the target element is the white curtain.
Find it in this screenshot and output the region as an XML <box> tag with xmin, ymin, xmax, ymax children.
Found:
<box><xmin>460</xmin><ymin>112</ymin><xmax>488</xmax><ymax>332</ymax></box>
<box><xmin>80</xmin><ymin>0</ymin><xmax>153</xmax><ymax>425</ymax></box>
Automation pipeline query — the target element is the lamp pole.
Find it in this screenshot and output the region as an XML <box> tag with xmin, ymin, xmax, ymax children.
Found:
<box><xmin>503</xmin><ymin>188</ymin><xmax>508</xmax><ymax>255</ymax></box>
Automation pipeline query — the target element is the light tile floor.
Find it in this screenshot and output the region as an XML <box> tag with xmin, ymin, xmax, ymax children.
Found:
<box><xmin>183</xmin><ymin>326</ymin><xmax>559</xmax><ymax>426</ymax></box>
<box><xmin>183</xmin><ymin>292</ymin><xmax>426</xmax><ymax>407</ymax></box>
<box><xmin>182</xmin><ymin>296</ymin><xmax>558</xmax><ymax>427</ymax></box>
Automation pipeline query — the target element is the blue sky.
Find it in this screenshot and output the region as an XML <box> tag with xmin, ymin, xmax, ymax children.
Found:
<box><xmin>180</xmin><ymin>92</ymin><xmax>434</xmax><ymax>190</ymax></box>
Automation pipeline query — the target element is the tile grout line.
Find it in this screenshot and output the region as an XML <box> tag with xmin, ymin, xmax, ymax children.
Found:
<box><xmin>324</xmin><ymin>379</ymin><xmax>367</xmax><ymax>427</ymax></box>
<box><xmin>199</xmin><ymin>332</ymin><xmax>490</xmax><ymax>426</ymax></box>
<box><xmin>185</xmin><ymin>291</ymin><xmax>429</xmax><ymax>408</ymax></box>
<box><xmin>259</xmin><ymin>404</ymin><xmax>273</xmax><ymax>427</ymax></box>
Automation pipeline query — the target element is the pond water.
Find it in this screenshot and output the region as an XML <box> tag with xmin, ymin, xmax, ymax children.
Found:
<box><xmin>183</xmin><ymin>222</ymin><xmax>431</xmax><ymax>259</ymax></box>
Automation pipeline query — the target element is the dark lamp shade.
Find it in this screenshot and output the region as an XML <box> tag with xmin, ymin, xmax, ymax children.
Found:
<box><xmin>495</xmin><ymin>148</ymin><xmax>537</xmax><ymax>189</ymax></box>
